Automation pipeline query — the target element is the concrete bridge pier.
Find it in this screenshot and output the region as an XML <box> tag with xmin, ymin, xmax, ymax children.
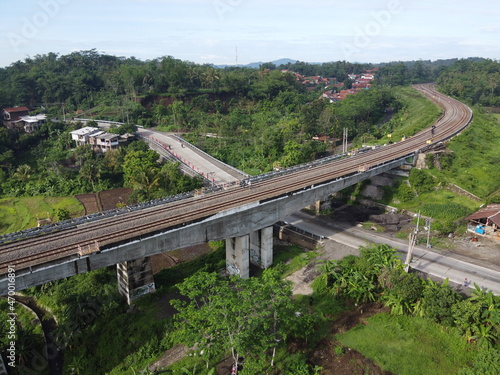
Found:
<box><xmin>226</xmin><ymin>226</ymin><xmax>273</xmax><ymax>278</ymax></box>
<box><xmin>250</xmin><ymin>226</ymin><xmax>273</xmax><ymax>269</ymax></box>
<box><xmin>310</xmin><ymin>200</ymin><xmax>322</xmax><ymax>213</ymax></box>
<box><xmin>117</xmin><ymin>257</ymin><xmax>155</xmax><ymax>305</ymax></box>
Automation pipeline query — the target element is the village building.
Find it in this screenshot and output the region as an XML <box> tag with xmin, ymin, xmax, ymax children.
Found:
<box><xmin>70</xmin><ymin>126</ymin><xmax>103</xmax><ymax>146</ymax></box>
<box><xmin>16</xmin><ymin>114</ymin><xmax>47</xmax><ymax>133</ymax></box>
<box><xmin>2</xmin><ymin>106</ymin><xmax>30</xmax><ymax>121</ymax></box>
<box><xmin>89</xmin><ymin>132</ymin><xmax>120</xmax><ymax>152</ymax></box>
<box><xmin>2</xmin><ymin>107</ymin><xmax>30</xmax><ymax>129</ymax></box>
<box><xmin>465</xmin><ymin>204</ymin><xmax>500</xmax><ymax>238</ymax></box>
<box><xmin>70</xmin><ymin>126</ymin><xmax>131</xmax><ymax>152</ymax></box>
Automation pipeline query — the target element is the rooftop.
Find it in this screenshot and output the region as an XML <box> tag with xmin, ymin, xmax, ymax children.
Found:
<box><xmin>70</xmin><ymin>127</ymin><xmax>100</xmax><ymax>136</ymax></box>
<box><xmin>466</xmin><ymin>204</ymin><xmax>500</xmax><ymax>227</ymax></box>
<box><xmin>2</xmin><ymin>107</ymin><xmax>29</xmax><ymax>113</ymax></box>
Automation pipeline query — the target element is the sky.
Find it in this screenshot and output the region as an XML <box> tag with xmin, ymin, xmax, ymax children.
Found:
<box><xmin>1</xmin><ymin>0</ymin><xmax>500</xmax><ymax>68</ymax></box>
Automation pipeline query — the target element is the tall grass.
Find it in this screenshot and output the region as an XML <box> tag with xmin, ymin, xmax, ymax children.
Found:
<box><xmin>338</xmin><ymin>313</ymin><xmax>475</xmax><ymax>375</ymax></box>
<box><xmin>444</xmin><ymin>110</ymin><xmax>500</xmax><ymax>199</ymax></box>
<box><xmin>376</xmin><ymin>86</ymin><xmax>442</xmax><ymax>144</ymax></box>
<box><xmin>0</xmin><ymin>196</ymin><xmax>83</xmax><ymax>234</ymax></box>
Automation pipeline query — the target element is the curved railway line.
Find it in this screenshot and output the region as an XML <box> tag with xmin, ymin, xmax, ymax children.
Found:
<box><xmin>0</xmin><ymin>84</ymin><xmax>472</xmax><ymax>275</ymax></box>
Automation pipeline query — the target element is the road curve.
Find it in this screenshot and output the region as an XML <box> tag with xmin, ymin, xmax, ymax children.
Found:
<box><xmin>0</xmin><ymin>84</ymin><xmax>473</xmax><ymax>274</ymax></box>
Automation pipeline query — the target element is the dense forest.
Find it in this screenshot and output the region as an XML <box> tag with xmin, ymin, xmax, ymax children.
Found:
<box><xmin>1</xmin><ymin>51</ymin><xmax>500</xmax><ymax>201</ymax></box>
<box><xmin>1</xmin><ymin>52</ymin><xmax>500</xmax><ymax>200</ymax></box>
<box><xmin>437</xmin><ymin>58</ymin><xmax>500</xmax><ymax>106</ymax></box>
<box><xmin>0</xmin><ymin>50</ymin><xmax>402</xmax><ymax>193</ymax></box>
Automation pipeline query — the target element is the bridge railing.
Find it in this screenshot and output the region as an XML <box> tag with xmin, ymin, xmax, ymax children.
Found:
<box><xmin>0</xmin><ymin>186</ymin><xmax>222</xmax><ymax>245</ymax></box>
<box><xmin>137</xmin><ymin>134</ymin><xmax>208</xmax><ymax>181</ymax></box>
<box><xmin>170</xmin><ymin>134</ymin><xmax>250</xmax><ymax>179</ymax></box>
<box><xmin>72</xmin><ymin>118</ymin><xmax>126</xmax><ymax>126</ymax></box>
<box><xmin>0</xmin><ymin>148</ymin><xmax>414</xmax><ymax>245</ymax></box>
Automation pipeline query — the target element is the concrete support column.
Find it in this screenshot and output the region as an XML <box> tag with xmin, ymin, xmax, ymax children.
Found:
<box><xmin>249</xmin><ymin>226</ymin><xmax>273</xmax><ymax>269</ymax></box>
<box><xmin>308</xmin><ymin>200</ymin><xmax>322</xmax><ymax>212</ymax></box>
<box><xmin>117</xmin><ymin>257</ymin><xmax>155</xmax><ymax>305</ymax></box>
<box><xmin>226</xmin><ymin>235</ymin><xmax>250</xmax><ymax>278</ymax></box>
<box><xmin>314</xmin><ymin>200</ymin><xmax>322</xmax><ymax>212</ymax></box>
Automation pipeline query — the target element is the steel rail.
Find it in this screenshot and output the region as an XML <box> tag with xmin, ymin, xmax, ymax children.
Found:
<box><xmin>0</xmin><ymin>84</ymin><xmax>472</xmax><ymax>274</ymax></box>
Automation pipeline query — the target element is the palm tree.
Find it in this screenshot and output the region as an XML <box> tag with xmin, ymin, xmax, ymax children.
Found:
<box><xmin>13</xmin><ymin>164</ymin><xmax>32</xmax><ymax>182</ymax></box>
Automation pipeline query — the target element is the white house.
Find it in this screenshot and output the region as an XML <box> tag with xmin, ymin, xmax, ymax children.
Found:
<box><xmin>70</xmin><ymin>127</ymin><xmax>102</xmax><ymax>146</ymax></box>
<box><xmin>89</xmin><ymin>132</ymin><xmax>120</xmax><ymax>151</ymax></box>
<box><xmin>16</xmin><ymin>114</ymin><xmax>47</xmax><ymax>133</ymax></box>
<box><xmin>70</xmin><ymin>126</ymin><xmax>120</xmax><ymax>152</ymax></box>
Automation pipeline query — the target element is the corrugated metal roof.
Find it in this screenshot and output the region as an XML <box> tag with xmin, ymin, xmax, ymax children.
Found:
<box><xmin>466</xmin><ymin>204</ymin><xmax>500</xmax><ymax>226</ymax></box>
<box><xmin>3</xmin><ymin>107</ymin><xmax>29</xmax><ymax>113</ymax></box>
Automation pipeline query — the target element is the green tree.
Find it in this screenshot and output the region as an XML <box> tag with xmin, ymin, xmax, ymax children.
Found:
<box><xmin>171</xmin><ymin>269</ymin><xmax>300</xmax><ymax>373</ymax></box>
<box><xmin>409</xmin><ymin>168</ymin><xmax>436</xmax><ymax>194</ymax></box>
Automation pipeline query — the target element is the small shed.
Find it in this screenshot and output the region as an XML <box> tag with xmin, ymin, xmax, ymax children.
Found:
<box><xmin>465</xmin><ymin>204</ymin><xmax>500</xmax><ymax>236</ymax></box>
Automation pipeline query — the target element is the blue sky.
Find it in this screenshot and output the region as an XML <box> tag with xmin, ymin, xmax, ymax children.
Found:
<box><xmin>1</xmin><ymin>0</ymin><xmax>499</xmax><ymax>68</ymax></box>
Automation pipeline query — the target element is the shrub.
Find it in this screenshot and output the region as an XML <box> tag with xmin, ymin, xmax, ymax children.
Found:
<box><xmin>409</xmin><ymin>168</ymin><xmax>436</xmax><ymax>194</ymax></box>
<box><xmin>395</xmin><ymin>181</ymin><xmax>415</xmax><ymax>202</ymax></box>
<box><xmin>421</xmin><ymin>279</ymin><xmax>462</xmax><ymax>326</ymax></box>
<box><xmin>459</xmin><ymin>348</ymin><xmax>500</xmax><ymax>375</ymax></box>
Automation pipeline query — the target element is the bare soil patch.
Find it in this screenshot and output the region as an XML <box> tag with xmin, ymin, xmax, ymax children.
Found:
<box><xmin>75</xmin><ymin>187</ymin><xmax>133</xmax><ymax>214</ymax></box>
<box><xmin>75</xmin><ymin>193</ymin><xmax>101</xmax><ymax>214</ymax></box>
<box><xmin>309</xmin><ymin>302</ymin><xmax>393</xmax><ymax>375</ymax></box>
<box><xmin>98</xmin><ymin>187</ymin><xmax>133</xmax><ymax>210</ymax></box>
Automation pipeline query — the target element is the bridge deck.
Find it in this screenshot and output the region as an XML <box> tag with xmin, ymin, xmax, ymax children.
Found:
<box><xmin>138</xmin><ymin>129</ymin><xmax>247</xmax><ymax>186</ymax></box>
<box><xmin>0</xmin><ymin>84</ymin><xmax>474</xmax><ymax>292</ymax></box>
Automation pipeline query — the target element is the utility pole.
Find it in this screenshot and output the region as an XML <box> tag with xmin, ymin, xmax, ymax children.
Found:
<box><xmin>405</xmin><ymin>211</ymin><xmax>420</xmax><ymax>273</ymax></box>
<box><xmin>426</xmin><ymin>218</ymin><xmax>432</xmax><ymax>248</ymax></box>
<box><xmin>342</xmin><ymin>128</ymin><xmax>348</xmax><ymax>153</ymax></box>
<box><xmin>405</xmin><ymin>231</ymin><xmax>417</xmax><ymax>273</ymax></box>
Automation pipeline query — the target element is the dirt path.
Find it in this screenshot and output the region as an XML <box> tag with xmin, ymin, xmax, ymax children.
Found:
<box><xmin>14</xmin><ymin>295</ymin><xmax>63</xmax><ymax>375</ymax></box>
<box><xmin>286</xmin><ymin>240</ymin><xmax>361</xmax><ymax>295</ymax></box>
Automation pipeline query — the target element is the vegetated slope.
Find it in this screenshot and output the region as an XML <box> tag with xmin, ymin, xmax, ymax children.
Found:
<box><xmin>443</xmin><ymin>109</ymin><xmax>500</xmax><ymax>200</ymax></box>
<box><xmin>0</xmin><ymin>196</ymin><xmax>83</xmax><ymax>235</ymax></box>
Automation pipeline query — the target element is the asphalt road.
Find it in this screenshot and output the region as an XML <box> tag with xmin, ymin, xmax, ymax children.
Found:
<box><xmin>137</xmin><ymin>128</ymin><xmax>243</xmax><ymax>185</ymax></box>
<box><xmin>284</xmin><ymin>211</ymin><xmax>500</xmax><ymax>295</ymax></box>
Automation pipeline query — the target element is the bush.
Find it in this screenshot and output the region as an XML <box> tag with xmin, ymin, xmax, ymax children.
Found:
<box><xmin>421</xmin><ymin>279</ymin><xmax>462</xmax><ymax>326</ymax></box>
<box><xmin>395</xmin><ymin>181</ymin><xmax>415</xmax><ymax>202</ymax></box>
<box><xmin>459</xmin><ymin>348</ymin><xmax>500</xmax><ymax>375</ymax></box>
<box><xmin>409</xmin><ymin>168</ymin><xmax>436</xmax><ymax>194</ymax></box>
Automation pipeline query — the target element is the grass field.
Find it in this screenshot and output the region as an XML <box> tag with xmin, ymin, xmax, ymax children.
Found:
<box><xmin>338</xmin><ymin>313</ymin><xmax>475</xmax><ymax>375</ymax></box>
<box><xmin>373</xmin><ymin>86</ymin><xmax>442</xmax><ymax>145</ymax></box>
<box><xmin>0</xmin><ymin>196</ymin><xmax>84</xmax><ymax>235</ymax></box>
<box><xmin>392</xmin><ymin>188</ymin><xmax>481</xmax><ymax>219</ymax></box>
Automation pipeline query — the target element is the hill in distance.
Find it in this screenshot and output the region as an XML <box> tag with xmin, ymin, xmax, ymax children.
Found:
<box><xmin>214</xmin><ymin>58</ymin><xmax>298</xmax><ymax>69</ymax></box>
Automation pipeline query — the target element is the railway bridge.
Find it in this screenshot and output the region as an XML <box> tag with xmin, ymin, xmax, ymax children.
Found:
<box><xmin>0</xmin><ymin>85</ymin><xmax>473</xmax><ymax>303</ymax></box>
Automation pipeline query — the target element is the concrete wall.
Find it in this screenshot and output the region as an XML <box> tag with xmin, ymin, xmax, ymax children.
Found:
<box><xmin>274</xmin><ymin>223</ymin><xmax>321</xmax><ymax>250</ymax></box>
<box><xmin>0</xmin><ymin>156</ymin><xmax>411</xmax><ymax>293</ymax></box>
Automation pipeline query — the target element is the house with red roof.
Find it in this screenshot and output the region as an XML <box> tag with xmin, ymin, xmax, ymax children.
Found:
<box><xmin>2</xmin><ymin>107</ymin><xmax>30</xmax><ymax>125</ymax></box>
<box><xmin>2</xmin><ymin>107</ymin><xmax>30</xmax><ymax>131</ymax></box>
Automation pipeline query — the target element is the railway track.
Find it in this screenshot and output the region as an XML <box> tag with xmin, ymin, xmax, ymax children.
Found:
<box><xmin>0</xmin><ymin>84</ymin><xmax>472</xmax><ymax>274</ymax></box>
